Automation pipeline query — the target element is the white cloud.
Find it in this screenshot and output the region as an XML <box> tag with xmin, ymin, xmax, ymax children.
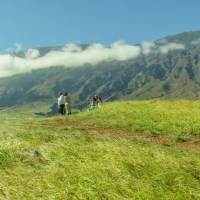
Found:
<box><xmin>141</xmin><ymin>42</ymin><xmax>155</xmax><ymax>55</ymax></box>
<box><xmin>159</xmin><ymin>43</ymin><xmax>185</xmax><ymax>54</ymax></box>
<box><xmin>14</xmin><ymin>43</ymin><xmax>22</xmax><ymax>52</ymax></box>
<box><xmin>6</xmin><ymin>43</ymin><xmax>23</xmax><ymax>53</ymax></box>
<box><xmin>0</xmin><ymin>41</ymin><xmax>141</xmax><ymax>77</ymax></box>
<box><xmin>25</xmin><ymin>49</ymin><xmax>40</xmax><ymax>59</ymax></box>
<box><xmin>0</xmin><ymin>41</ymin><xmax>185</xmax><ymax>78</ymax></box>
<box><xmin>191</xmin><ymin>39</ymin><xmax>200</xmax><ymax>45</ymax></box>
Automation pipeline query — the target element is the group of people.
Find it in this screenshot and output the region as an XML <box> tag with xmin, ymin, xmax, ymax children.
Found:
<box><xmin>57</xmin><ymin>92</ymin><xmax>72</xmax><ymax>115</ymax></box>
<box><xmin>57</xmin><ymin>92</ymin><xmax>102</xmax><ymax>115</ymax></box>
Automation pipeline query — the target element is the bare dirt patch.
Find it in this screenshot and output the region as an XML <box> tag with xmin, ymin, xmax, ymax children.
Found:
<box><xmin>176</xmin><ymin>140</ymin><xmax>200</xmax><ymax>151</ymax></box>
<box><xmin>49</xmin><ymin>121</ymin><xmax>200</xmax><ymax>151</ymax></box>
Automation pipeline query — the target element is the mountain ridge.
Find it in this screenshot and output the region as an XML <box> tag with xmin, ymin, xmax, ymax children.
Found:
<box><xmin>1</xmin><ymin>30</ymin><xmax>200</xmax><ymax>114</ymax></box>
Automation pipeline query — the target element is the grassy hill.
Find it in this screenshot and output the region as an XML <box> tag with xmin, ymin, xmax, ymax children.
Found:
<box><xmin>0</xmin><ymin>100</ymin><xmax>199</xmax><ymax>199</ymax></box>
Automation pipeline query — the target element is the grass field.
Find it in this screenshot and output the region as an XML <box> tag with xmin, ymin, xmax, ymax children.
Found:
<box><xmin>0</xmin><ymin>100</ymin><xmax>199</xmax><ymax>199</ymax></box>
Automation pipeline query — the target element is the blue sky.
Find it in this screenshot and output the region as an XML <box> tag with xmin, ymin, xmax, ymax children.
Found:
<box><xmin>0</xmin><ymin>0</ymin><xmax>200</xmax><ymax>53</ymax></box>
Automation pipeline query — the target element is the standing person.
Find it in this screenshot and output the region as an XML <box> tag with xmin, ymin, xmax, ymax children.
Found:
<box><xmin>57</xmin><ymin>92</ymin><xmax>65</xmax><ymax>115</ymax></box>
<box><xmin>64</xmin><ymin>92</ymin><xmax>72</xmax><ymax>115</ymax></box>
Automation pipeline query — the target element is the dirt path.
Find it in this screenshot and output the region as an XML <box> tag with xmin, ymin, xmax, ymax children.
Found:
<box><xmin>49</xmin><ymin>121</ymin><xmax>200</xmax><ymax>151</ymax></box>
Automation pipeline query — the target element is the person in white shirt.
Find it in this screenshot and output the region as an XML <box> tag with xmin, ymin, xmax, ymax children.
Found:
<box><xmin>57</xmin><ymin>92</ymin><xmax>65</xmax><ymax>115</ymax></box>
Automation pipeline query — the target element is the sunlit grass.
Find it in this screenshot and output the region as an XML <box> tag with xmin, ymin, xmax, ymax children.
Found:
<box><xmin>72</xmin><ymin>100</ymin><xmax>200</xmax><ymax>140</ymax></box>
<box><xmin>0</xmin><ymin>100</ymin><xmax>199</xmax><ymax>199</ymax></box>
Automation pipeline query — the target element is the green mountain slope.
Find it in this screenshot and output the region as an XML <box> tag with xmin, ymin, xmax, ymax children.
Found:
<box><xmin>1</xmin><ymin>31</ymin><xmax>200</xmax><ymax>114</ymax></box>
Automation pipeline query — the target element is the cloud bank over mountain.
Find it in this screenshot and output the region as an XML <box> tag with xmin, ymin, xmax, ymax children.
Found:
<box><xmin>0</xmin><ymin>41</ymin><xmax>184</xmax><ymax>78</ymax></box>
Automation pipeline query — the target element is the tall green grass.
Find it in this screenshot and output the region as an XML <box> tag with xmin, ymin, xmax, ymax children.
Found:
<box><xmin>0</xmin><ymin>100</ymin><xmax>199</xmax><ymax>199</ymax></box>
<box><xmin>72</xmin><ymin>100</ymin><xmax>200</xmax><ymax>140</ymax></box>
